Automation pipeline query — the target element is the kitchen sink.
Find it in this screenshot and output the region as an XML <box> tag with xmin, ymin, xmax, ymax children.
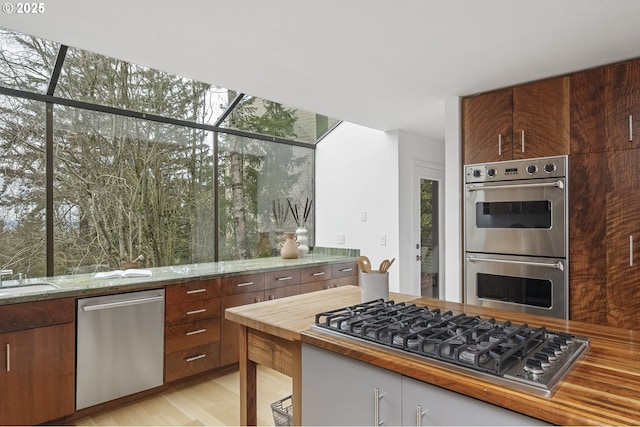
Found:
<box><xmin>0</xmin><ymin>283</ymin><xmax>58</xmax><ymax>297</ymax></box>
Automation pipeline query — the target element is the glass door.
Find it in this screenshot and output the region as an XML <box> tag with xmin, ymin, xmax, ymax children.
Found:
<box><xmin>420</xmin><ymin>178</ymin><xmax>440</xmax><ymax>298</ymax></box>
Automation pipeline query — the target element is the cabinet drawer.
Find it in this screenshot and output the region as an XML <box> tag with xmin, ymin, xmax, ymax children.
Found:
<box><xmin>165</xmin><ymin>342</ymin><xmax>220</xmax><ymax>383</ymax></box>
<box><xmin>165</xmin><ymin>297</ymin><xmax>220</xmax><ymax>326</ymax></box>
<box><xmin>300</xmin><ymin>265</ymin><xmax>331</xmax><ymax>283</ymax></box>
<box><xmin>0</xmin><ymin>298</ymin><xmax>75</xmax><ymax>334</ymax></box>
<box><xmin>220</xmin><ymin>273</ymin><xmax>265</xmax><ymax>296</ymax></box>
<box><xmin>331</xmin><ymin>262</ymin><xmax>357</xmax><ymax>279</ymax></box>
<box><xmin>165</xmin><ymin>317</ymin><xmax>220</xmax><ymax>354</ymax></box>
<box><xmin>265</xmin><ymin>284</ymin><xmax>301</xmax><ymax>300</ymax></box>
<box><xmin>300</xmin><ymin>281</ymin><xmax>329</xmax><ymax>294</ymax></box>
<box><xmin>327</xmin><ymin>276</ymin><xmax>358</xmax><ymax>288</ymax></box>
<box><xmin>166</xmin><ymin>278</ymin><xmax>220</xmax><ymax>304</ymax></box>
<box><xmin>265</xmin><ymin>269</ymin><xmax>301</xmax><ymax>289</ymax></box>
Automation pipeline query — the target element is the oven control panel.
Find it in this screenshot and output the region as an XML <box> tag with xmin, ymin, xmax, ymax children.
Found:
<box><xmin>465</xmin><ymin>155</ymin><xmax>567</xmax><ymax>183</ymax></box>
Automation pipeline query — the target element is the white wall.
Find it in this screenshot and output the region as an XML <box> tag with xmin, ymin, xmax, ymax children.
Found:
<box><xmin>396</xmin><ymin>130</ymin><xmax>445</xmax><ymax>296</ymax></box>
<box><xmin>444</xmin><ymin>96</ymin><xmax>462</xmax><ymax>302</ymax></box>
<box><xmin>316</xmin><ymin>122</ymin><xmax>451</xmax><ymax>296</ymax></box>
<box><xmin>315</xmin><ymin>122</ymin><xmax>400</xmax><ymax>291</ymax></box>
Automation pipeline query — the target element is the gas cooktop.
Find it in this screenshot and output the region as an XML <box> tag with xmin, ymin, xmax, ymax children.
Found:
<box><xmin>311</xmin><ymin>299</ymin><xmax>589</xmax><ymax>396</ymax></box>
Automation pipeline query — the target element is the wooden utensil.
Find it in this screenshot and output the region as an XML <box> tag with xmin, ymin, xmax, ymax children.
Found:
<box><xmin>379</xmin><ymin>257</ymin><xmax>395</xmax><ymax>273</ymax></box>
<box><xmin>357</xmin><ymin>256</ymin><xmax>372</xmax><ymax>273</ymax></box>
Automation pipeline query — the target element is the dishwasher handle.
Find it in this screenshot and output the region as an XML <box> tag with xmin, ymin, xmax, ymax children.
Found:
<box><xmin>82</xmin><ymin>295</ymin><xmax>164</xmax><ymax>311</ymax></box>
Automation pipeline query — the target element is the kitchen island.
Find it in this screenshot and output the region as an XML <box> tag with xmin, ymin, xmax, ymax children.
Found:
<box><xmin>225</xmin><ymin>285</ymin><xmax>640</xmax><ymax>426</ymax></box>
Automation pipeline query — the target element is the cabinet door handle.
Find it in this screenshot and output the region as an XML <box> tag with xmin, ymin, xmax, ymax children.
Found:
<box><xmin>374</xmin><ymin>387</ymin><xmax>384</xmax><ymax>426</ymax></box>
<box><xmin>237</xmin><ymin>281</ymin><xmax>254</xmax><ymax>287</ymax></box>
<box><xmin>277</xmin><ymin>276</ymin><xmax>292</xmax><ymax>281</ymax></box>
<box><xmin>5</xmin><ymin>344</ymin><xmax>9</xmax><ymax>372</ymax></box>
<box><xmin>630</xmin><ymin>115</ymin><xmax>634</xmax><ymax>142</ymax></box>
<box><xmin>187</xmin><ymin>308</ymin><xmax>206</xmax><ymax>315</ymax></box>
<box><xmin>416</xmin><ymin>405</ymin><xmax>426</xmax><ymax>427</ymax></box>
<box><xmin>185</xmin><ymin>354</ymin><xmax>206</xmax><ymax>363</ymax></box>
<box><xmin>630</xmin><ymin>235</ymin><xmax>634</xmax><ymax>267</ymax></box>
<box><xmin>186</xmin><ymin>328</ymin><xmax>206</xmax><ymax>336</ymax></box>
<box><xmin>186</xmin><ymin>288</ymin><xmax>207</xmax><ymax>294</ymax></box>
<box><xmin>498</xmin><ymin>134</ymin><xmax>502</xmax><ymax>156</ymax></box>
<box><xmin>521</xmin><ymin>129</ymin><xmax>525</xmax><ymax>153</ymax></box>
<box><xmin>312</xmin><ymin>272</ymin><xmax>325</xmax><ymax>276</ymax></box>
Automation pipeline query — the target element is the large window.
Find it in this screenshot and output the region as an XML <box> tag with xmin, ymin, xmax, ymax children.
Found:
<box><xmin>0</xmin><ymin>27</ymin><xmax>334</xmax><ymax>277</ymax></box>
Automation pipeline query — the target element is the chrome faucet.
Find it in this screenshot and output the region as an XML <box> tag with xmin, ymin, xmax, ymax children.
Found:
<box><xmin>0</xmin><ymin>269</ymin><xmax>13</xmax><ymax>286</ymax></box>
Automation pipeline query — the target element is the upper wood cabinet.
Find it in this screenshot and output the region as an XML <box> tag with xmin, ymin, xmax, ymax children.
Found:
<box><xmin>571</xmin><ymin>59</ymin><xmax>640</xmax><ymax>154</ymax></box>
<box><xmin>463</xmin><ymin>76</ymin><xmax>570</xmax><ymax>164</ymax></box>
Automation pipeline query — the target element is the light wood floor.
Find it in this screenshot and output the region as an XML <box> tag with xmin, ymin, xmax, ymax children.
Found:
<box><xmin>74</xmin><ymin>366</ymin><xmax>292</xmax><ymax>426</ymax></box>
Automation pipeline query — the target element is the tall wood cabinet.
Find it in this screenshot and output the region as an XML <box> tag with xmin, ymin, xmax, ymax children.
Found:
<box><xmin>0</xmin><ymin>298</ymin><xmax>75</xmax><ymax>425</ymax></box>
<box><xmin>569</xmin><ymin>58</ymin><xmax>640</xmax><ymax>329</ymax></box>
<box><xmin>462</xmin><ymin>76</ymin><xmax>570</xmax><ymax>164</ymax></box>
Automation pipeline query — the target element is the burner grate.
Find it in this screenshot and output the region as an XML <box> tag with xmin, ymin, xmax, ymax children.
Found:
<box><xmin>315</xmin><ymin>299</ymin><xmax>549</xmax><ymax>377</ymax></box>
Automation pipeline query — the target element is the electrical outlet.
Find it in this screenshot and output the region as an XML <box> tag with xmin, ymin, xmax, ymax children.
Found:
<box><xmin>361</xmin><ymin>211</ymin><xmax>367</xmax><ymax>221</ymax></box>
<box><xmin>337</xmin><ymin>233</ymin><xmax>345</xmax><ymax>244</ymax></box>
<box><xmin>380</xmin><ymin>234</ymin><xmax>387</xmax><ymax>246</ymax></box>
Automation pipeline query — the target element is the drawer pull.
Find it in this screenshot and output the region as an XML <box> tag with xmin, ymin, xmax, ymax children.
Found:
<box><xmin>277</xmin><ymin>276</ymin><xmax>293</xmax><ymax>281</ymax></box>
<box><xmin>339</xmin><ymin>268</ymin><xmax>353</xmax><ymax>272</ymax></box>
<box><xmin>185</xmin><ymin>354</ymin><xmax>206</xmax><ymax>363</ymax></box>
<box><xmin>237</xmin><ymin>281</ymin><xmax>254</xmax><ymax>287</ymax></box>
<box><xmin>312</xmin><ymin>272</ymin><xmax>326</xmax><ymax>276</ymax></box>
<box><xmin>186</xmin><ymin>288</ymin><xmax>207</xmax><ymax>294</ymax></box>
<box><xmin>187</xmin><ymin>308</ymin><xmax>206</xmax><ymax>315</ymax></box>
<box><xmin>186</xmin><ymin>328</ymin><xmax>206</xmax><ymax>336</ymax></box>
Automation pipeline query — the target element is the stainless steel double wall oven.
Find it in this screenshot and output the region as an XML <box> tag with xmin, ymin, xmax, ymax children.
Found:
<box><xmin>464</xmin><ymin>156</ymin><xmax>568</xmax><ymax>319</ymax></box>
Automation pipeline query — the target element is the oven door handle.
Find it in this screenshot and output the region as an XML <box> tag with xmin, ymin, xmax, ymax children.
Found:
<box><xmin>467</xmin><ymin>180</ymin><xmax>564</xmax><ymax>192</ymax></box>
<box><xmin>466</xmin><ymin>256</ymin><xmax>564</xmax><ymax>271</ymax></box>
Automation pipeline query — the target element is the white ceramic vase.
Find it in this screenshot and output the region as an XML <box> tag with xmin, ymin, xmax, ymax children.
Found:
<box><xmin>295</xmin><ymin>227</ymin><xmax>309</xmax><ymax>257</ymax></box>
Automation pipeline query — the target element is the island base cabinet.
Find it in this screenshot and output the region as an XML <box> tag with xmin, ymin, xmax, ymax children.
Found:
<box><xmin>302</xmin><ymin>343</ymin><xmax>402</xmax><ymax>426</ymax></box>
<box><xmin>302</xmin><ymin>344</ymin><xmax>547</xmax><ymax>426</ymax></box>
<box><xmin>402</xmin><ymin>376</ymin><xmax>548</xmax><ymax>426</ymax></box>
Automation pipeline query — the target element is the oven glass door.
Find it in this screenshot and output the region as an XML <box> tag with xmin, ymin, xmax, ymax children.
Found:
<box><xmin>465</xmin><ymin>253</ymin><xmax>567</xmax><ymax>319</ymax></box>
<box><xmin>465</xmin><ymin>177</ymin><xmax>566</xmax><ymax>257</ymax></box>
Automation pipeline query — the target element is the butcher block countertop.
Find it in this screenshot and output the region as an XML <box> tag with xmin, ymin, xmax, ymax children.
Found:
<box><xmin>225</xmin><ymin>285</ymin><xmax>640</xmax><ymax>426</ymax></box>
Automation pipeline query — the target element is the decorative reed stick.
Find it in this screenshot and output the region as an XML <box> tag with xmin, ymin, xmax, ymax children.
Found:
<box><xmin>288</xmin><ymin>197</ymin><xmax>313</xmax><ymax>228</ymax></box>
<box><xmin>272</xmin><ymin>199</ymin><xmax>289</xmax><ymax>229</ymax></box>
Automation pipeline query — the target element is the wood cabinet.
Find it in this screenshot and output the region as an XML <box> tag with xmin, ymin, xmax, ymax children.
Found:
<box><xmin>0</xmin><ymin>298</ymin><xmax>75</xmax><ymax>425</ymax></box>
<box><xmin>164</xmin><ymin>278</ymin><xmax>221</xmax><ymax>382</ymax></box>
<box><xmin>220</xmin><ymin>262</ymin><xmax>358</xmax><ymax>366</ymax></box>
<box><xmin>569</xmin><ymin>58</ymin><xmax>640</xmax><ymax>329</ymax></box>
<box><xmin>463</xmin><ymin>76</ymin><xmax>570</xmax><ymax>164</ymax></box>
<box><xmin>302</xmin><ymin>343</ymin><xmax>542</xmax><ymax>426</ymax></box>
<box><xmin>571</xmin><ymin>59</ymin><xmax>640</xmax><ymax>154</ymax></box>
<box><xmin>571</xmin><ymin>150</ymin><xmax>640</xmax><ymax>329</ymax></box>
<box><xmin>220</xmin><ymin>273</ymin><xmax>266</xmax><ymax>366</ymax></box>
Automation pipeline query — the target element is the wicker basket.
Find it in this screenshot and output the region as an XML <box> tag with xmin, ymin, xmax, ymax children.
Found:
<box><xmin>271</xmin><ymin>395</ymin><xmax>293</xmax><ymax>426</ymax></box>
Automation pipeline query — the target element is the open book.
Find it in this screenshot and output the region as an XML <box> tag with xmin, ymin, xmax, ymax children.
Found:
<box><xmin>93</xmin><ymin>269</ymin><xmax>152</xmax><ymax>279</ymax></box>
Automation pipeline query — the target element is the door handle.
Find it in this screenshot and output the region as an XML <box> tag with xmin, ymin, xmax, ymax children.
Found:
<box><xmin>82</xmin><ymin>295</ymin><xmax>164</xmax><ymax>311</ymax></box>
<box><xmin>467</xmin><ymin>256</ymin><xmax>564</xmax><ymax>271</ymax></box>
<box><xmin>467</xmin><ymin>180</ymin><xmax>564</xmax><ymax>192</ymax></box>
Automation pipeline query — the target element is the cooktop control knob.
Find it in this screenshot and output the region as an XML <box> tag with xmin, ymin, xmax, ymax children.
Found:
<box><xmin>486</xmin><ymin>168</ymin><xmax>496</xmax><ymax>177</ymax></box>
<box><xmin>544</xmin><ymin>163</ymin><xmax>557</xmax><ymax>173</ymax></box>
<box><xmin>526</xmin><ymin>164</ymin><xmax>538</xmax><ymax>174</ymax></box>
<box><xmin>472</xmin><ymin>169</ymin><xmax>481</xmax><ymax>178</ymax></box>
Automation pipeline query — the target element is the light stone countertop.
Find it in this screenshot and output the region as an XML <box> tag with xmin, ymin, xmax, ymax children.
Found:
<box><xmin>0</xmin><ymin>249</ymin><xmax>358</xmax><ymax>306</ymax></box>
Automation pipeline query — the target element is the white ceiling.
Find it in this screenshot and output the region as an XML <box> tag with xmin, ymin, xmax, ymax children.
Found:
<box><xmin>2</xmin><ymin>0</ymin><xmax>640</xmax><ymax>140</ymax></box>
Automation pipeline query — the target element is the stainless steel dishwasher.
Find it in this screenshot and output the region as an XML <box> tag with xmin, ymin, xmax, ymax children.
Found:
<box><xmin>76</xmin><ymin>289</ymin><xmax>165</xmax><ymax>410</ymax></box>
